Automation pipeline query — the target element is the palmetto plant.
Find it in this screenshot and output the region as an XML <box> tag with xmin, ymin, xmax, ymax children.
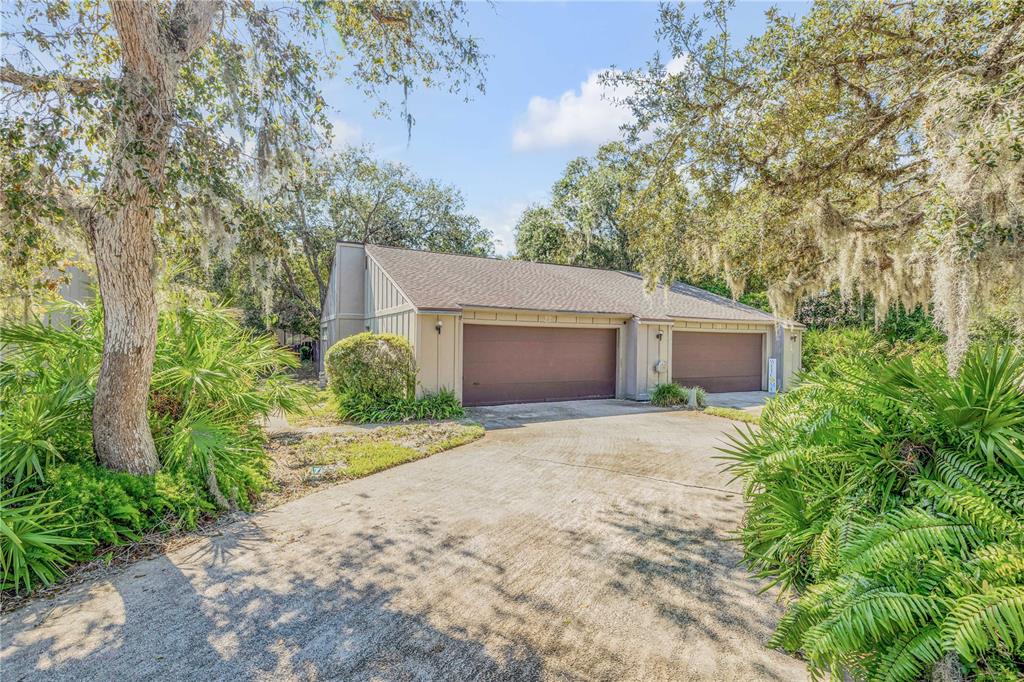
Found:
<box><xmin>722</xmin><ymin>346</ymin><xmax>1024</xmax><ymax>681</ymax></box>
<box><xmin>0</xmin><ymin>297</ymin><xmax>312</xmax><ymax>591</ymax></box>
<box><xmin>0</xmin><ymin>491</ymin><xmax>87</xmax><ymax>593</ymax></box>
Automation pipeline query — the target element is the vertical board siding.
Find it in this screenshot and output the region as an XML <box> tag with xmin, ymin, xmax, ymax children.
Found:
<box><xmin>416</xmin><ymin>314</ymin><xmax>459</xmax><ymax>397</ymax></box>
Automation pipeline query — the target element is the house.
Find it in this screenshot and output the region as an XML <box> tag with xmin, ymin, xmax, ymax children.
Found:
<box><xmin>321</xmin><ymin>242</ymin><xmax>804</xmax><ymax>406</ymax></box>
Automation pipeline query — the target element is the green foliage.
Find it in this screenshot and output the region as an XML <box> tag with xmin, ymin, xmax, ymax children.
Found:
<box><xmin>0</xmin><ymin>491</ymin><xmax>87</xmax><ymax>593</ymax></box>
<box><xmin>325</xmin><ymin>332</ymin><xmax>417</xmax><ymax>402</ymax></box>
<box><xmin>514</xmin><ymin>142</ymin><xmax>638</xmax><ymax>270</ymax></box>
<box><xmin>803</xmin><ymin>327</ymin><xmax>943</xmax><ymax>373</ymax></box>
<box><xmin>614</xmin><ymin>0</ymin><xmax>1024</xmax><ymax>358</ymax></box>
<box><xmin>651</xmin><ymin>382</ymin><xmax>685</xmax><ymax>406</ymax></box>
<box><xmin>651</xmin><ymin>383</ymin><xmax>707</xmax><ymax>408</ymax></box>
<box><xmin>2</xmin><ymin>1</ymin><xmax>486</xmax><ymax>326</ymax></box>
<box><xmin>337</xmin><ymin>388</ymin><xmax>464</xmax><ymax>424</ymax></box>
<box><xmin>704</xmin><ymin>406</ymin><xmax>759</xmax><ymax>424</ymax></box>
<box><xmin>722</xmin><ymin>346</ymin><xmax>1024</xmax><ymax>680</ymax></box>
<box><xmin>41</xmin><ymin>462</ymin><xmax>211</xmax><ymax>549</ymax></box>
<box><xmin>0</xmin><ymin>298</ymin><xmax>309</xmax><ymax>592</ymax></box>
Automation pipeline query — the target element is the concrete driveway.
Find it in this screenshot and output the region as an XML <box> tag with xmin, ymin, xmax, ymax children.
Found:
<box><xmin>2</xmin><ymin>400</ymin><xmax>805</xmax><ymax>681</ymax></box>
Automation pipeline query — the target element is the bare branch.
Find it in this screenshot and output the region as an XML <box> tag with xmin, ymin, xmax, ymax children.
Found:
<box><xmin>0</xmin><ymin>61</ymin><xmax>103</xmax><ymax>96</ymax></box>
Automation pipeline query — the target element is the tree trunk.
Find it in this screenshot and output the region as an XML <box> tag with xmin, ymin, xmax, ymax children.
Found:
<box><xmin>91</xmin><ymin>1</ymin><xmax>217</xmax><ymax>474</ymax></box>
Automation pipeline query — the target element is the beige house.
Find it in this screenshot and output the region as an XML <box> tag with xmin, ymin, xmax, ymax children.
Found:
<box><xmin>321</xmin><ymin>242</ymin><xmax>803</xmax><ymax>406</ymax></box>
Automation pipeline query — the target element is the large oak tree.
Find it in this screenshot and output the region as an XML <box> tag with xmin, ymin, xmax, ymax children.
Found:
<box><xmin>613</xmin><ymin>0</ymin><xmax>1023</xmax><ymax>366</ymax></box>
<box><xmin>1</xmin><ymin>0</ymin><xmax>484</xmax><ymax>474</ymax></box>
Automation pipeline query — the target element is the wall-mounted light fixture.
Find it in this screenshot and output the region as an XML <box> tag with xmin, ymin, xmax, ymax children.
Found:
<box><xmin>656</xmin><ymin>331</ymin><xmax>664</xmax><ymax>341</ymax></box>
<box><xmin>435</xmin><ymin>320</ymin><xmax>443</xmax><ymax>335</ymax></box>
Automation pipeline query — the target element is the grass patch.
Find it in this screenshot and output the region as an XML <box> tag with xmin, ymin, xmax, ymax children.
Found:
<box><xmin>704</xmin><ymin>406</ymin><xmax>760</xmax><ymax>424</ymax></box>
<box><xmin>265</xmin><ymin>422</ymin><xmax>485</xmax><ymax>504</ymax></box>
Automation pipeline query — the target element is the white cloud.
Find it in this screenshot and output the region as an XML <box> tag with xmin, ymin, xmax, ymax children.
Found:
<box><xmin>512</xmin><ymin>70</ymin><xmax>633</xmax><ymax>152</ymax></box>
<box><xmin>475</xmin><ymin>200</ymin><xmax>530</xmax><ymax>257</ymax></box>
<box><xmin>328</xmin><ymin>116</ymin><xmax>362</xmax><ymax>150</ymax></box>
<box><xmin>512</xmin><ymin>55</ymin><xmax>689</xmax><ymax>153</ymax></box>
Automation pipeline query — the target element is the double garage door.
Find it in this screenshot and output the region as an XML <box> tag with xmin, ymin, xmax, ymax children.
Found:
<box><xmin>463</xmin><ymin>324</ymin><xmax>616</xmax><ymax>406</ymax></box>
<box><xmin>461</xmin><ymin>324</ymin><xmax>763</xmax><ymax>406</ymax></box>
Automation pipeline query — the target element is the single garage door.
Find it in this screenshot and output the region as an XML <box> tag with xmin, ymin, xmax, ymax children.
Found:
<box><xmin>672</xmin><ymin>331</ymin><xmax>763</xmax><ymax>393</ymax></box>
<box><xmin>463</xmin><ymin>324</ymin><xmax>616</xmax><ymax>406</ymax></box>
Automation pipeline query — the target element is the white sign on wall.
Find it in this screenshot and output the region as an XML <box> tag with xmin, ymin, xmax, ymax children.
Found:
<box><xmin>768</xmin><ymin>358</ymin><xmax>778</xmax><ymax>394</ymax></box>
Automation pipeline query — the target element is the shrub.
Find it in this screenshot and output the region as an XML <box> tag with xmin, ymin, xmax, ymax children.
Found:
<box><xmin>337</xmin><ymin>388</ymin><xmax>464</xmax><ymax>424</ymax></box>
<box><xmin>0</xmin><ymin>298</ymin><xmax>310</xmax><ymax>592</ymax></box>
<box><xmin>651</xmin><ymin>382</ymin><xmax>686</xmax><ymax>406</ymax></box>
<box><xmin>324</xmin><ymin>332</ymin><xmax>416</xmax><ymax>402</ymax></box>
<box><xmin>802</xmin><ymin>326</ymin><xmax>944</xmax><ymax>373</ymax></box>
<box><xmin>651</xmin><ymin>383</ymin><xmax>706</xmax><ymax>408</ymax></box>
<box><xmin>721</xmin><ymin>346</ymin><xmax>1024</xmax><ymax>681</ymax></box>
<box><xmin>41</xmin><ymin>462</ymin><xmax>212</xmax><ymax>549</ymax></box>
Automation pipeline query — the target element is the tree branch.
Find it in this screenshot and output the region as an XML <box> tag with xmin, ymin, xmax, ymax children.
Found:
<box><xmin>169</xmin><ymin>0</ymin><xmax>221</xmax><ymax>58</ymax></box>
<box><xmin>0</xmin><ymin>61</ymin><xmax>104</xmax><ymax>96</ymax></box>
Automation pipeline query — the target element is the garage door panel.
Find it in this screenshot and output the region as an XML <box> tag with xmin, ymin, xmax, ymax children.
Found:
<box><xmin>672</xmin><ymin>331</ymin><xmax>762</xmax><ymax>393</ymax></box>
<box><xmin>463</xmin><ymin>325</ymin><xmax>616</xmax><ymax>406</ymax></box>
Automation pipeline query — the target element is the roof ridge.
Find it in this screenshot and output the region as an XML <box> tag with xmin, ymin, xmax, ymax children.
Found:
<box><xmin>362</xmin><ymin>241</ymin><xmax>647</xmax><ymax>276</ymax></box>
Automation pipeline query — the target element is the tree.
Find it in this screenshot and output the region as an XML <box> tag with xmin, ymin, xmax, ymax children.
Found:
<box><xmin>1</xmin><ymin>1</ymin><xmax>484</xmax><ymax>474</ymax></box>
<box><xmin>514</xmin><ymin>142</ymin><xmax>640</xmax><ymax>270</ymax></box>
<box><xmin>514</xmin><ymin>205</ymin><xmax>568</xmax><ymax>264</ymax></box>
<box><xmin>612</xmin><ymin>0</ymin><xmax>1024</xmax><ymax>367</ymax></box>
<box><xmin>270</xmin><ymin>147</ymin><xmax>493</xmax><ymax>332</ymax></box>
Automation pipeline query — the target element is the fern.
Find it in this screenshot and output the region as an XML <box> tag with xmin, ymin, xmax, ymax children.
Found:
<box><xmin>942</xmin><ymin>587</ymin><xmax>1024</xmax><ymax>661</ymax></box>
<box><xmin>845</xmin><ymin>508</ymin><xmax>984</xmax><ymax>572</ymax></box>
<box><xmin>723</xmin><ymin>344</ymin><xmax>1024</xmax><ymax>678</ymax></box>
<box><xmin>868</xmin><ymin>626</ymin><xmax>944</xmax><ymax>682</ymax></box>
<box><xmin>803</xmin><ymin>588</ymin><xmax>947</xmax><ymax>661</ymax></box>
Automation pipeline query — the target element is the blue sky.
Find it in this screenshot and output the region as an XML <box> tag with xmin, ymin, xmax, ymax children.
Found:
<box><xmin>323</xmin><ymin>2</ymin><xmax>808</xmax><ymax>255</ymax></box>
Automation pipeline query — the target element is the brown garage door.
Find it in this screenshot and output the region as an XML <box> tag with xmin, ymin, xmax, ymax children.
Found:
<box><xmin>463</xmin><ymin>325</ymin><xmax>616</xmax><ymax>406</ymax></box>
<box><xmin>672</xmin><ymin>331</ymin><xmax>763</xmax><ymax>393</ymax></box>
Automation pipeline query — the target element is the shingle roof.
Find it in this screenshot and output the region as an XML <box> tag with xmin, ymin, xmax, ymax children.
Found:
<box><xmin>364</xmin><ymin>243</ymin><xmax>784</xmax><ymax>324</ymax></box>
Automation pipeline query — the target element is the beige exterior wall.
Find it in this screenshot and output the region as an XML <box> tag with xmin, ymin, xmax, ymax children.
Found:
<box><xmin>781</xmin><ymin>326</ymin><xmax>803</xmax><ymax>391</ymax></box>
<box><xmin>320</xmin><ymin>243</ymin><xmax>366</xmax><ymax>371</ymax></box>
<box><xmin>415</xmin><ymin>313</ymin><xmax>462</xmax><ymax>398</ymax></box>
<box><xmin>624</xmin><ymin>319</ymin><xmax>672</xmax><ymax>400</ymax></box>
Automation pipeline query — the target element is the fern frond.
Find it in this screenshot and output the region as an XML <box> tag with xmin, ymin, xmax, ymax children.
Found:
<box><xmin>804</xmin><ymin>587</ymin><xmax>946</xmax><ymax>662</ymax></box>
<box><xmin>942</xmin><ymin>586</ymin><xmax>1024</xmax><ymax>662</ymax></box>
<box><xmin>769</xmin><ymin>579</ymin><xmax>849</xmax><ymax>651</ymax></box>
<box><xmin>968</xmin><ymin>543</ymin><xmax>1024</xmax><ymax>586</ymax></box>
<box><xmin>845</xmin><ymin>508</ymin><xmax>984</xmax><ymax>571</ymax></box>
<box><xmin>917</xmin><ymin>479</ymin><xmax>1024</xmax><ymax>542</ymax></box>
<box><xmin>868</xmin><ymin>625</ymin><xmax>943</xmax><ymax>682</ymax></box>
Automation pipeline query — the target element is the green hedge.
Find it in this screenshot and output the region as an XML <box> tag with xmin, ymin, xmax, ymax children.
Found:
<box><xmin>325</xmin><ymin>332</ymin><xmax>416</xmax><ymax>401</ymax></box>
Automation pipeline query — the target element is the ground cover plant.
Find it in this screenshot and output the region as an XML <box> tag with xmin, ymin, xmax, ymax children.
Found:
<box><xmin>265</xmin><ymin>422</ymin><xmax>484</xmax><ymax>502</ymax></box>
<box><xmin>722</xmin><ymin>345</ymin><xmax>1024</xmax><ymax>681</ymax></box>
<box><xmin>0</xmin><ymin>299</ymin><xmax>309</xmax><ymax>593</ymax></box>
